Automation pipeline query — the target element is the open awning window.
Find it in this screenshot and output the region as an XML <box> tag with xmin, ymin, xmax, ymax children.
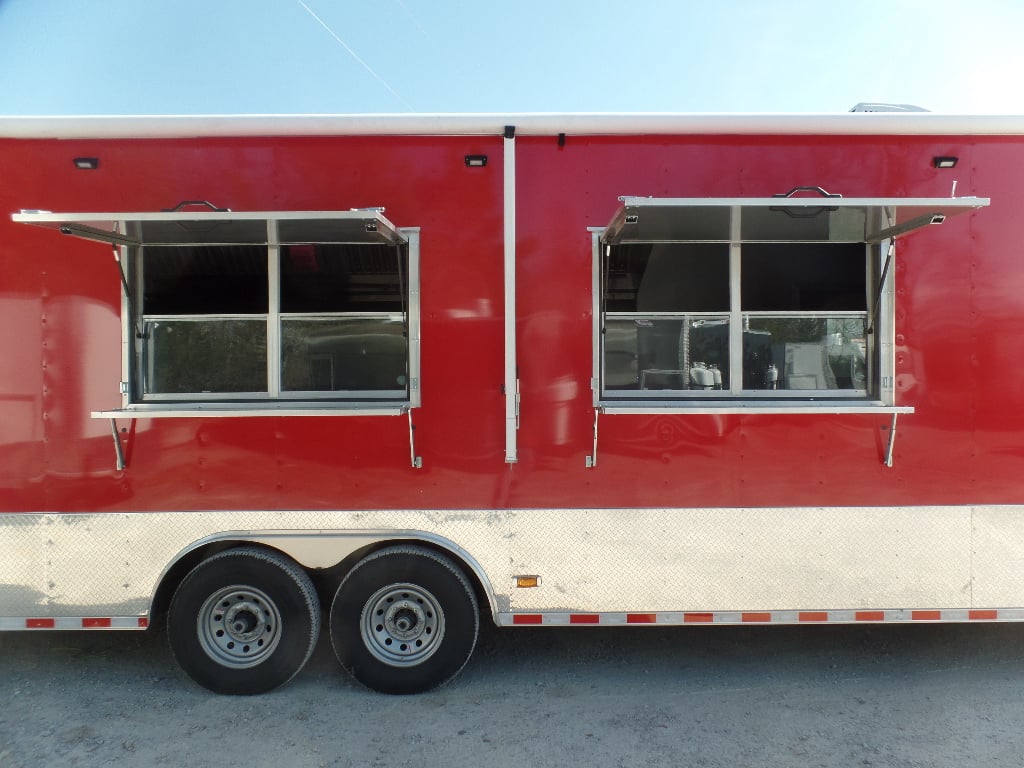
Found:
<box><xmin>602</xmin><ymin>195</ymin><xmax>990</xmax><ymax>245</ymax></box>
<box><xmin>12</xmin><ymin>209</ymin><xmax>408</xmax><ymax>247</ymax></box>
<box><xmin>592</xmin><ymin>191</ymin><xmax>989</xmax><ymax>425</ymax></box>
<box><xmin>11</xmin><ymin>207</ymin><xmax>419</xmax><ymax>424</ymax></box>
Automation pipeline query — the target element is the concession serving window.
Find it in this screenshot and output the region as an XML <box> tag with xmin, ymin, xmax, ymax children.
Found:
<box><xmin>586</xmin><ymin>191</ymin><xmax>989</xmax><ymax>467</ymax></box>
<box><xmin>13</xmin><ymin>208</ymin><xmax>421</xmax><ymax>421</ymax></box>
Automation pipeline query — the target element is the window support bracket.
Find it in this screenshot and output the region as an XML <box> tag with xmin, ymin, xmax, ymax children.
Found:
<box><xmin>112</xmin><ymin>244</ymin><xmax>144</xmax><ymax>342</ymax></box>
<box><xmin>868</xmin><ymin>241</ymin><xmax>895</xmax><ymax>336</ymax></box>
<box><xmin>409</xmin><ymin>410</ymin><xmax>423</xmax><ymax>469</ymax></box>
<box><xmin>108</xmin><ymin>418</ymin><xmax>134</xmax><ymax>471</ymax></box>
<box><xmin>883</xmin><ymin>411</ymin><xmax>899</xmax><ymax>468</ymax></box>
<box><xmin>585</xmin><ymin>408</ymin><xmax>600</xmax><ymax>468</ymax></box>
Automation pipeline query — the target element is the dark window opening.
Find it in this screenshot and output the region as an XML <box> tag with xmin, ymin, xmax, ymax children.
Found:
<box><xmin>142</xmin><ymin>245</ymin><xmax>269</xmax><ymax>315</ymax></box>
<box><xmin>741</xmin><ymin>243</ymin><xmax>866</xmax><ymax>312</ymax></box>
<box><xmin>601</xmin><ymin>232</ymin><xmax>873</xmax><ymax>399</ymax></box>
<box><xmin>606</xmin><ymin>243</ymin><xmax>729</xmax><ymax>313</ymax></box>
<box><xmin>281</xmin><ymin>243</ymin><xmax>405</xmax><ymax>314</ymax></box>
<box><xmin>135</xmin><ymin>229</ymin><xmax>413</xmax><ymax>402</ymax></box>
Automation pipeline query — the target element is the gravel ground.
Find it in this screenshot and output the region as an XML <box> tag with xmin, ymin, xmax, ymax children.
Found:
<box><xmin>2</xmin><ymin>621</ymin><xmax>1024</xmax><ymax>767</ymax></box>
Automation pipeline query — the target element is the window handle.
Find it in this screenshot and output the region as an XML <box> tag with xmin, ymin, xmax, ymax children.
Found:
<box><xmin>770</xmin><ymin>187</ymin><xmax>842</xmax><ymax>219</ymax></box>
<box><xmin>772</xmin><ymin>186</ymin><xmax>842</xmax><ymax>199</ymax></box>
<box><xmin>160</xmin><ymin>200</ymin><xmax>231</xmax><ymax>212</ymax></box>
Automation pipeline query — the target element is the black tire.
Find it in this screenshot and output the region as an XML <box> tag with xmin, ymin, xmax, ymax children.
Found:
<box><xmin>330</xmin><ymin>545</ymin><xmax>479</xmax><ymax>694</ymax></box>
<box><xmin>168</xmin><ymin>547</ymin><xmax>321</xmax><ymax>695</ymax></box>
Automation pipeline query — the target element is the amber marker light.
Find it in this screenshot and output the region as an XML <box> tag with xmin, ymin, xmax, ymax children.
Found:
<box><xmin>513</xmin><ymin>575</ymin><xmax>541</xmax><ymax>588</ymax></box>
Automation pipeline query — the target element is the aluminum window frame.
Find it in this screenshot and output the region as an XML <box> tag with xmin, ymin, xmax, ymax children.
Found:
<box><xmin>595</xmin><ymin>237</ymin><xmax>881</xmax><ymax>407</ymax></box>
<box><xmin>131</xmin><ymin>224</ymin><xmax>419</xmax><ymax>412</ymax></box>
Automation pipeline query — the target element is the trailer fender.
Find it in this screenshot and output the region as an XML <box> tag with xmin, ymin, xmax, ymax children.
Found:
<box><xmin>151</xmin><ymin>529</ymin><xmax>501</xmax><ymax>624</ymax></box>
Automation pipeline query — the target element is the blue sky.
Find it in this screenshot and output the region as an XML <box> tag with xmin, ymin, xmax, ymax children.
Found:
<box><xmin>1</xmin><ymin>0</ymin><xmax>1021</xmax><ymax>115</ymax></box>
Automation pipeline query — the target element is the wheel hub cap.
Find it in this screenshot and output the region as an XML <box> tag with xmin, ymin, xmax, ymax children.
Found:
<box><xmin>361</xmin><ymin>584</ymin><xmax>445</xmax><ymax>667</ymax></box>
<box><xmin>197</xmin><ymin>585</ymin><xmax>283</xmax><ymax>669</ymax></box>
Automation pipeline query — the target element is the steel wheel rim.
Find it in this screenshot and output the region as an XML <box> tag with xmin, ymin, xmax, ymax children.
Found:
<box><xmin>197</xmin><ymin>585</ymin><xmax>283</xmax><ymax>669</ymax></box>
<box><xmin>360</xmin><ymin>583</ymin><xmax>445</xmax><ymax>667</ymax></box>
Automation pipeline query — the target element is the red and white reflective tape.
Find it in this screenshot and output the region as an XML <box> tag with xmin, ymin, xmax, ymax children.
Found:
<box><xmin>500</xmin><ymin>608</ymin><xmax>1021</xmax><ymax>627</ymax></box>
<box><xmin>0</xmin><ymin>617</ymin><xmax>149</xmax><ymax>630</ymax></box>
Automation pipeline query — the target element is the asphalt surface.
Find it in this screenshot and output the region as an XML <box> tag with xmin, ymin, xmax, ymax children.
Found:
<box><xmin>2</xmin><ymin>620</ymin><xmax>1024</xmax><ymax>767</ymax></box>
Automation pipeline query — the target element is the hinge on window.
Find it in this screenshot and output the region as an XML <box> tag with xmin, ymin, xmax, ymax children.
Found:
<box><xmin>119</xmin><ymin>381</ymin><xmax>129</xmax><ymax>395</ymax></box>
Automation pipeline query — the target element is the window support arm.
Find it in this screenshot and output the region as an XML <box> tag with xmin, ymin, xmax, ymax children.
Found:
<box><xmin>109</xmin><ymin>418</ymin><xmax>134</xmax><ymax>471</ymax></box>
<box><xmin>113</xmin><ymin>245</ymin><xmax>144</xmax><ymax>341</ymax></box>
<box><xmin>868</xmin><ymin>241</ymin><xmax>895</xmax><ymax>336</ymax></box>
<box><xmin>883</xmin><ymin>412</ymin><xmax>899</xmax><ymax>468</ymax></box>
<box><xmin>585</xmin><ymin>408</ymin><xmax>599</xmax><ymax>468</ymax></box>
<box><xmin>409</xmin><ymin>410</ymin><xmax>423</xmax><ymax>469</ymax></box>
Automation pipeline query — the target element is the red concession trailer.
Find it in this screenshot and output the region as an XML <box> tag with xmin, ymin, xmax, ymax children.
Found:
<box><xmin>0</xmin><ymin>112</ymin><xmax>1019</xmax><ymax>694</ymax></box>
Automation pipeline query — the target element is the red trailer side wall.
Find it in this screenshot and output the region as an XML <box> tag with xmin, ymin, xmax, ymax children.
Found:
<box><xmin>1</xmin><ymin>132</ymin><xmax>1020</xmax><ymax>513</ymax></box>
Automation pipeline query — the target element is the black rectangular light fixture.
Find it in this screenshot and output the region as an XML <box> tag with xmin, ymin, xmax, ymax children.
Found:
<box><xmin>932</xmin><ymin>156</ymin><xmax>958</xmax><ymax>169</ymax></box>
<box><xmin>73</xmin><ymin>157</ymin><xmax>99</xmax><ymax>170</ymax></box>
<box><xmin>464</xmin><ymin>155</ymin><xmax>487</xmax><ymax>167</ymax></box>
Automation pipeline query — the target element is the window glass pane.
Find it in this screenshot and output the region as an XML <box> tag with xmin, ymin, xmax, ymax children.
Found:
<box><xmin>741</xmin><ymin>243</ymin><xmax>866</xmax><ymax>312</ymax></box>
<box><xmin>606</xmin><ymin>244</ymin><xmax>729</xmax><ymax>313</ymax></box>
<box><xmin>143</xmin><ymin>245</ymin><xmax>268</xmax><ymax>315</ymax></box>
<box><xmin>280</xmin><ymin>244</ymin><xmax>404</xmax><ymax>313</ymax></box>
<box><xmin>604</xmin><ymin>317</ymin><xmax>729</xmax><ymax>391</ymax></box>
<box><xmin>740</xmin><ymin>206</ymin><xmax>866</xmax><ymax>242</ymax></box>
<box><xmin>281</xmin><ymin>318</ymin><xmax>408</xmax><ymax>393</ymax></box>
<box><xmin>743</xmin><ymin>316</ymin><xmax>867</xmax><ymax>391</ymax></box>
<box><xmin>143</xmin><ymin>319</ymin><xmax>267</xmax><ymax>394</ymax></box>
<box><xmin>134</xmin><ymin>219</ymin><xmax>268</xmax><ymax>245</ymax></box>
<box><xmin>610</xmin><ymin>205</ymin><xmax>731</xmax><ymax>242</ymax></box>
<box><xmin>277</xmin><ymin>217</ymin><xmax>403</xmax><ymax>245</ymax></box>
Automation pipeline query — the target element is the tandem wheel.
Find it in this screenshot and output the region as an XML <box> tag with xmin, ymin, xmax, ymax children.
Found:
<box><xmin>167</xmin><ymin>547</ymin><xmax>321</xmax><ymax>695</ymax></box>
<box><xmin>330</xmin><ymin>545</ymin><xmax>480</xmax><ymax>694</ymax></box>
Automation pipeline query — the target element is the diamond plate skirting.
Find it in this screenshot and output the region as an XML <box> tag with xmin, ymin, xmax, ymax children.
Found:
<box><xmin>0</xmin><ymin>505</ymin><xmax>1021</xmax><ymax>621</ymax></box>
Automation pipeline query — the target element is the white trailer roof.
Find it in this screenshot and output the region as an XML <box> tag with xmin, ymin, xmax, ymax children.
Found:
<box><xmin>2</xmin><ymin>113</ymin><xmax>1024</xmax><ymax>139</ymax></box>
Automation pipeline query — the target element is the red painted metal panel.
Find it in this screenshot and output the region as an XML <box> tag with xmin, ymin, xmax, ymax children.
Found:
<box><xmin>0</xmin><ymin>129</ymin><xmax>1017</xmax><ymax>515</ymax></box>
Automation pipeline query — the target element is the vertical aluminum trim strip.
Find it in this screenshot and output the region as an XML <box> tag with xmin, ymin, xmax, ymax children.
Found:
<box><xmin>592</xmin><ymin>233</ymin><xmax>603</xmax><ymax>408</ymax></box>
<box><xmin>267</xmin><ymin>219</ymin><xmax>281</xmax><ymax>398</ymax></box>
<box><xmin>504</xmin><ymin>130</ymin><xmax>518</xmax><ymax>463</ymax></box>
<box><xmin>728</xmin><ymin>207</ymin><xmax>743</xmax><ymax>394</ymax></box>
<box><xmin>880</xmin><ymin>239</ymin><xmax>896</xmax><ymax>407</ymax></box>
<box><xmin>120</xmin><ymin>243</ymin><xmax>132</xmax><ymax>407</ymax></box>
<box><xmin>405</xmin><ymin>229</ymin><xmax>422</xmax><ymax>409</ymax></box>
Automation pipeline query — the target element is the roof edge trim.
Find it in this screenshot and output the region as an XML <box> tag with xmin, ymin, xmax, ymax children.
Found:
<box><xmin>2</xmin><ymin>113</ymin><xmax>1024</xmax><ymax>139</ymax></box>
